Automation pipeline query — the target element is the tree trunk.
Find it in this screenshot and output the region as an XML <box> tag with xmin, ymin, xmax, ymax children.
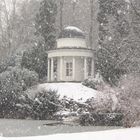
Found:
<box><xmin>89</xmin><ymin>0</ymin><xmax>94</xmax><ymax>48</ymax></box>
<box><xmin>60</xmin><ymin>0</ymin><xmax>64</xmax><ymax>31</ymax></box>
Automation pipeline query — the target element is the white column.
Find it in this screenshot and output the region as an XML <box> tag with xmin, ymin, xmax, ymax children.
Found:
<box><xmin>73</xmin><ymin>57</ymin><xmax>75</xmax><ymax>81</ymax></box>
<box><xmin>60</xmin><ymin>57</ymin><xmax>63</xmax><ymax>81</ymax></box>
<box><xmin>91</xmin><ymin>58</ymin><xmax>94</xmax><ymax>77</ymax></box>
<box><xmin>51</xmin><ymin>58</ymin><xmax>54</xmax><ymax>81</ymax></box>
<box><xmin>47</xmin><ymin>58</ymin><xmax>50</xmax><ymax>82</ymax></box>
<box><xmin>84</xmin><ymin>57</ymin><xmax>87</xmax><ymax>79</ymax></box>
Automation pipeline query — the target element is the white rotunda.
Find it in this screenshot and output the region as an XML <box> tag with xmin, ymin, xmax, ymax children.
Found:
<box><xmin>47</xmin><ymin>26</ymin><xmax>94</xmax><ymax>82</ymax></box>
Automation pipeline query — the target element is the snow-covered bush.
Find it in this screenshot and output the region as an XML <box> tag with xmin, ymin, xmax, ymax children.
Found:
<box><xmin>79</xmin><ymin>113</ymin><xmax>123</xmax><ymax>126</ymax></box>
<box><xmin>79</xmin><ymin>85</ymin><xmax>122</xmax><ymax>126</ymax></box>
<box><xmin>117</xmin><ymin>73</ymin><xmax>140</xmax><ymax>127</ymax></box>
<box><xmin>81</xmin><ymin>73</ymin><xmax>140</xmax><ymax>127</ymax></box>
<box><xmin>79</xmin><ymin>113</ymin><xmax>95</xmax><ymax>126</ymax></box>
<box><xmin>82</xmin><ymin>73</ymin><xmax>105</xmax><ymax>90</ymax></box>
<box><xmin>0</xmin><ymin>67</ymin><xmax>39</xmax><ymax>118</ymax></box>
<box><xmin>30</xmin><ymin>88</ymin><xmax>60</xmax><ymax>120</ymax></box>
<box><xmin>60</xmin><ymin>97</ymin><xmax>80</xmax><ymax>112</ymax></box>
<box><xmin>53</xmin><ymin>96</ymin><xmax>89</xmax><ymax>121</ymax></box>
<box><xmin>14</xmin><ymin>94</ymin><xmax>33</xmax><ymax>119</ymax></box>
<box><xmin>86</xmin><ymin>85</ymin><xmax>119</xmax><ymax>114</ymax></box>
<box><xmin>0</xmin><ymin>67</ymin><xmax>39</xmax><ymax>91</ymax></box>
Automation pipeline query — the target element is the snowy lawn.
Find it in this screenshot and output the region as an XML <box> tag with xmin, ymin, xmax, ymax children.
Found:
<box><xmin>0</xmin><ymin>119</ymin><xmax>120</xmax><ymax>137</ymax></box>
<box><xmin>2</xmin><ymin>127</ymin><xmax>140</xmax><ymax>140</ymax></box>
<box><xmin>36</xmin><ymin>83</ymin><xmax>99</xmax><ymax>102</ymax></box>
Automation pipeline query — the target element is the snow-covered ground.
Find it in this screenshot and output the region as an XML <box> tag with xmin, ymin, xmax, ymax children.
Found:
<box><xmin>38</xmin><ymin>83</ymin><xmax>99</xmax><ymax>102</ymax></box>
<box><xmin>3</xmin><ymin>128</ymin><xmax>140</xmax><ymax>140</ymax></box>
<box><xmin>0</xmin><ymin>119</ymin><xmax>119</xmax><ymax>137</ymax></box>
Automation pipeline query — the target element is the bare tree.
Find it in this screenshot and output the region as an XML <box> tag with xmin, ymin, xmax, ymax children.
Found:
<box><xmin>89</xmin><ymin>0</ymin><xmax>94</xmax><ymax>48</ymax></box>
<box><xmin>130</xmin><ymin>0</ymin><xmax>140</xmax><ymax>18</ymax></box>
<box><xmin>0</xmin><ymin>0</ymin><xmax>39</xmax><ymax>61</ymax></box>
<box><xmin>71</xmin><ymin>0</ymin><xmax>79</xmax><ymax>26</ymax></box>
<box><xmin>0</xmin><ymin>1</ymin><xmax>3</xmax><ymax>44</ymax></box>
<box><xmin>0</xmin><ymin>0</ymin><xmax>17</xmax><ymax>50</ymax></box>
<box><xmin>60</xmin><ymin>0</ymin><xmax>64</xmax><ymax>31</ymax></box>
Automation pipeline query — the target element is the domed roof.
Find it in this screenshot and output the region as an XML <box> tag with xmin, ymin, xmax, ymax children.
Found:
<box><xmin>58</xmin><ymin>26</ymin><xmax>85</xmax><ymax>39</ymax></box>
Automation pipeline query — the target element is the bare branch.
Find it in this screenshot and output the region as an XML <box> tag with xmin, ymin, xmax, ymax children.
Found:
<box><xmin>130</xmin><ymin>0</ymin><xmax>140</xmax><ymax>18</ymax></box>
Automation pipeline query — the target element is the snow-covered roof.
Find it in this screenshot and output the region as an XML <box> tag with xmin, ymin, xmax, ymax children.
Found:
<box><xmin>64</xmin><ymin>26</ymin><xmax>84</xmax><ymax>33</ymax></box>
<box><xmin>124</xmin><ymin>0</ymin><xmax>130</xmax><ymax>3</ymax></box>
<box><xmin>58</xmin><ymin>26</ymin><xmax>85</xmax><ymax>39</ymax></box>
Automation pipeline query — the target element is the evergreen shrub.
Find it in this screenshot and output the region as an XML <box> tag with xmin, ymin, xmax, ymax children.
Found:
<box><xmin>0</xmin><ymin>67</ymin><xmax>38</xmax><ymax>118</ymax></box>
